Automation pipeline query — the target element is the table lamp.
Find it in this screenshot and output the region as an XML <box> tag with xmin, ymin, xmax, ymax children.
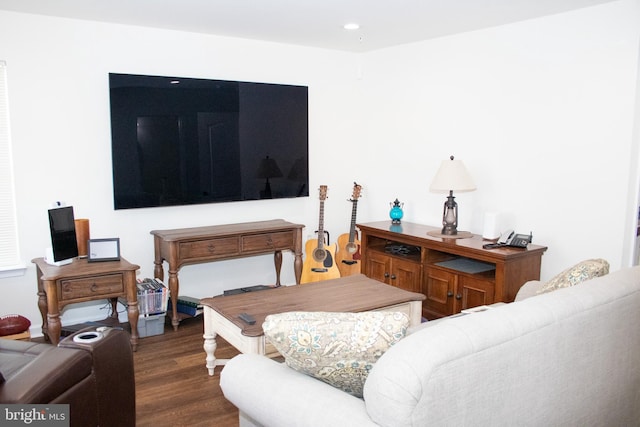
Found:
<box><xmin>257</xmin><ymin>156</ymin><xmax>282</xmax><ymax>199</ymax></box>
<box><xmin>287</xmin><ymin>157</ymin><xmax>308</xmax><ymax>197</ymax></box>
<box><xmin>429</xmin><ymin>155</ymin><xmax>476</xmax><ymax>236</ymax></box>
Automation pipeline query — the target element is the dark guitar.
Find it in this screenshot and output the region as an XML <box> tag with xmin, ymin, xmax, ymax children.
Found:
<box><xmin>336</xmin><ymin>183</ymin><xmax>363</xmax><ymax>277</ymax></box>
<box><xmin>301</xmin><ymin>185</ymin><xmax>341</xmax><ymax>283</ymax></box>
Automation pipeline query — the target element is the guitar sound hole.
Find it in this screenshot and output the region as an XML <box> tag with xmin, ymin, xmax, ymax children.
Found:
<box><xmin>346</xmin><ymin>243</ymin><xmax>357</xmax><ymax>254</ymax></box>
<box><xmin>312</xmin><ymin>248</ymin><xmax>327</xmax><ymax>263</ymax></box>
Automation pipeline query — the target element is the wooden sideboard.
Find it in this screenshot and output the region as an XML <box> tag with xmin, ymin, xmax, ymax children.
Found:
<box><xmin>357</xmin><ymin>221</ymin><xmax>548</xmax><ymax>319</ymax></box>
<box><xmin>150</xmin><ymin>219</ymin><xmax>304</xmax><ymax>330</ymax></box>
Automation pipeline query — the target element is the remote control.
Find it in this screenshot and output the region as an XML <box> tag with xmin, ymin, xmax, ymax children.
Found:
<box><xmin>238</xmin><ymin>312</ymin><xmax>256</xmax><ymax>325</ymax></box>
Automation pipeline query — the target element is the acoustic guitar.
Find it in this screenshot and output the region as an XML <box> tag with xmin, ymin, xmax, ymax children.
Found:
<box><xmin>336</xmin><ymin>182</ymin><xmax>363</xmax><ymax>277</ymax></box>
<box><xmin>301</xmin><ymin>185</ymin><xmax>341</xmax><ymax>284</ymax></box>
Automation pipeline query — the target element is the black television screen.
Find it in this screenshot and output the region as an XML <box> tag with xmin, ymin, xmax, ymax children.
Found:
<box><xmin>109</xmin><ymin>73</ymin><xmax>309</xmax><ymax>209</ymax></box>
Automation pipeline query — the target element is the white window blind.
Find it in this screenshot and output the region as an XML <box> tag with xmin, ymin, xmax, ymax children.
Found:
<box><xmin>0</xmin><ymin>60</ymin><xmax>23</xmax><ymax>276</ymax></box>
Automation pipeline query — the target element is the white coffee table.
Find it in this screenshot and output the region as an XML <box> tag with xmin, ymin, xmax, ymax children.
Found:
<box><xmin>200</xmin><ymin>274</ymin><xmax>425</xmax><ymax>375</ymax></box>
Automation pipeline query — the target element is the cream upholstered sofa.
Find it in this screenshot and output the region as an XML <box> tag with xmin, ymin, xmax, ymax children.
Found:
<box><xmin>220</xmin><ymin>264</ymin><xmax>640</xmax><ymax>427</ymax></box>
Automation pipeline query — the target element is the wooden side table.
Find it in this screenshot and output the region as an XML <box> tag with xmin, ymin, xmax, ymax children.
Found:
<box><xmin>32</xmin><ymin>257</ymin><xmax>140</xmax><ymax>350</ymax></box>
<box><xmin>150</xmin><ymin>219</ymin><xmax>304</xmax><ymax>331</ymax></box>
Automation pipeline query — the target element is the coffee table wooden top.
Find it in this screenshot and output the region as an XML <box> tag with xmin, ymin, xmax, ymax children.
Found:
<box><xmin>200</xmin><ymin>274</ymin><xmax>425</xmax><ymax>337</ymax></box>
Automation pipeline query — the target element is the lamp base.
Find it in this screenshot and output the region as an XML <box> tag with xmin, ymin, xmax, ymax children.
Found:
<box><xmin>427</xmin><ymin>230</ymin><xmax>473</xmax><ymax>239</ymax></box>
<box><xmin>441</xmin><ymin>225</ymin><xmax>457</xmax><ymax>235</ymax></box>
<box><xmin>260</xmin><ymin>180</ymin><xmax>273</xmax><ymax>199</ymax></box>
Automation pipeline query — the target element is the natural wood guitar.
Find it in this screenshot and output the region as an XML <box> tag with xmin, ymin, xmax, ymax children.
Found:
<box><xmin>301</xmin><ymin>185</ymin><xmax>341</xmax><ymax>284</ymax></box>
<box><xmin>336</xmin><ymin>183</ymin><xmax>363</xmax><ymax>277</ymax></box>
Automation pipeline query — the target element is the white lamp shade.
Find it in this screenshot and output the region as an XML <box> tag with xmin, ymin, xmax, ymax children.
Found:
<box><xmin>430</xmin><ymin>157</ymin><xmax>476</xmax><ymax>193</ymax></box>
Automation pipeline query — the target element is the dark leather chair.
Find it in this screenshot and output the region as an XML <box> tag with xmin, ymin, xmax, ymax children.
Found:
<box><xmin>0</xmin><ymin>327</ymin><xmax>135</xmax><ymax>427</ymax></box>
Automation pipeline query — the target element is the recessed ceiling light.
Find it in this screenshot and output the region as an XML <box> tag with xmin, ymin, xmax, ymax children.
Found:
<box><xmin>170</xmin><ymin>80</ymin><xmax>180</xmax><ymax>84</ymax></box>
<box><xmin>344</xmin><ymin>23</ymin><xmax>360</xmax><ymax>31</ymax></box>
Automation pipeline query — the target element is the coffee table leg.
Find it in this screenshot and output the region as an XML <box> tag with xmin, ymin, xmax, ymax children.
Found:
<box><xmin>203</xmin><ymin>305</ymin><xmax>219</xmax><ymax>375</ymax></box>
<box><xmin>202</xmin><ymin>305</ymin><xmax>264</xmax><ymax>375</ymax></box>
<box><xmin>203</xmin><ymin>330</ymin><xmax>218</xmax><ymax>376</ymax></box>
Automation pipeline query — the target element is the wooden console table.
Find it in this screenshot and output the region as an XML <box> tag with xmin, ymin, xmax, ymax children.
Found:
<box><xmin>357</xmin><ymin>221</ymin><xmax>548</xmax><ymax>320</ymax></box>
<box><xmin>151</xmin><ymin>219</ymin><xmax>304</xmax><ymax>330</ymax></box>
<box><xmin>32</xmin><ymin>257</ymin><xmax>140</xmax><ymax>350</ymax></box>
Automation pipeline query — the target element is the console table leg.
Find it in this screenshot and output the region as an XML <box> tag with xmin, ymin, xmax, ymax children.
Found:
<box><xmin>47</xmin><ymin>313</ymin><xmax>61</xmax><ymax>346</ymax></box>
<box><xmin>109</xmin><ymin>298</ymin><xmax>118</xmax><ymax>319</ymax></box>
<box><xmin>125</xmin><ymin>269</ymin><xmax>140</xmax><ymax>351</ymax></box>
<box><xmin>293</xmin><ymin>227</ymin><xmax>303</xmax><ymax>284</ymax></box>
<box><xmin>127</xmin><ymin>301</ymin><xmax>139</xmax><ymax>351</ymax></box>
<box><xmin>152</xmin><ymin>235</ymin><xmax>164</xmax><ymax>282</ymax></box>
<box><xmin>294</xmin><ymin>252</ymin><xmax>303</xmax><ymax>284</ymax></box>
<box><xmin>44</xmin><ymin>280</ymin><xmax>61</xmax><ymax>345</ymax></box>
<box><xmin>274</xmin><ymin>250</ymin><xmax>283</xmax><ymax>287</ymax></box>
<box><xmin>168</xmin><ymin>270</ymin><xmax>179</xmax><ymax>331</ymax></box>
<box><xmin>36</xmin><ymin>268</ymin><xmax>49</xmax><ymax>341</ymax></box>
<box><xmin>153</xmin><ymin>261</ymin><xmax>164</xmax><ymax>283</ymax></box>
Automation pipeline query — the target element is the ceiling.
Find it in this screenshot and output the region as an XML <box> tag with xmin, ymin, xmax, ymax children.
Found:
<box><xmin>0</xmin><ymin>0</ymin><xmax>617</xmax><ymax>52</ymax></box>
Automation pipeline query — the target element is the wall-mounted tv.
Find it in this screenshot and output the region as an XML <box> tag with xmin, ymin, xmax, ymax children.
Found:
<box><xmin>109</xmin><ymin>73</ymin><xmax>309</xmax><ymax>210</ymax></box>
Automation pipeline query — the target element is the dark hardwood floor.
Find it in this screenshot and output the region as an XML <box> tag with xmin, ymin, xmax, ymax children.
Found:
<box><xmin>134</xmin><ymin>316</ymin><xmax>241</xmax><ymax>427</ymax></box>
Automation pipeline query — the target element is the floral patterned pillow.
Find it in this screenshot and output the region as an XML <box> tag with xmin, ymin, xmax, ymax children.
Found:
<box><xmin>262</xmin><ymin>311</ymin><xmax>409</xmax><ymax>398</ymax></box>
<box><xmin>537</xmin><ymin>258</ymin><xmax>610</xmax><ymax>295</ymax></box>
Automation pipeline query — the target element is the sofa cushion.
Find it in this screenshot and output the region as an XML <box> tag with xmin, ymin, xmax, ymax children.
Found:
<box><xmin>262</xmin><ymin>311</ymin><xmax>409</xmax><ymax>397</ymax></box>
<box><xmin>537</xmin><ymin>258</ymin><xmax>609</xmax><ymax>295</ymax></box>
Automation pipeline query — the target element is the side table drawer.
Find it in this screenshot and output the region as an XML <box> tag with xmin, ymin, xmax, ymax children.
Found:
<box><xmin>242</xmin><ymin>232</ymin><xmax>294</xmax><ymax>252</ymax></box>
<box><xmin>60</xmin><ymin>273</ymin><xmax>124</xmax><ymax>300</ymax></box>
<box><xmin>179</xmin><ymin>237</ymin><xmax>240</xmax><ymax>260</ymax></box>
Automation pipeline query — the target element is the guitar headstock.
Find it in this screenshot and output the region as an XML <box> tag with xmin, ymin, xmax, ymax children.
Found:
<box><xmin>350</xmin><ymin>182</ymin><xmax>362</xmax><ymax>201</ymax></box>
<box><xmin>319</xmin><ymin>185</ymin><xmax>328</xmax><ymax>201</ymax></box>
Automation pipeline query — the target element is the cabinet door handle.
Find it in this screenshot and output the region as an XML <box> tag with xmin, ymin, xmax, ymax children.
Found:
<box><xmin>91</xmin><ymin>283</ymin><xmax>98</xmax><ymax>292</ymax></box>
<box><xmin>456</xmin><ymin>294</ymin><xmax>462</xmax><ymax>300</ymax></box>
<box><xmin>384</xmin><ymin>273</ymin><xmax>390</xmax><ymax>278</ymax></box>
<box><xmin>390</xmin><ymin>274</ymin><xmax>396</xmax><ymax>280</ymax></box>
<box><xmin>447</xmin><ymin>291</ymin><xmax>453</xmax><ymax>297</ymax></box>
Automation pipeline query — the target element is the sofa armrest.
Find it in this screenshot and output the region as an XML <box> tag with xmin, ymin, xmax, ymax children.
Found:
<box><xmin>221</xmin><ymin>354</ymin><xmax>377</xmax><ymax>427</ymax></box>
<box><xmin>514</xmin><ymin>280</ymin><xmax>544</xmax><ymax>301</ymax></box>
<box><xmin>58</xmin><ymin>327</ymin><xmax>135</xmax><ymax>427</ymax></box>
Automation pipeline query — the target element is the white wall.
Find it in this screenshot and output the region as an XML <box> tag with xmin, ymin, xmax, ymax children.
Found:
<box><xmin>0</xmin><ymin>0</ymin><xmax>638</xmax><ymax>336</ymax></box>
<box><xmin>357</xmin><ymin>0</ymin><xmax>640</xmax><ymax>277</ymax></box>
<box><xmin>627</xmin><ymin>30</ymin><xmax>640</xmax><ymax>266</ymax></box>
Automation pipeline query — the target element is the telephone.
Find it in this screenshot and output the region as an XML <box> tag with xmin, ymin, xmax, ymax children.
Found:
<box><xmin>498</xmin><ymin>230</ymin><xmax>532</xmax><ymax>248</ymax></box>
<box><xmin>483</xmin><ymin>230</ymin><xmax>532</xmax><ymax>249</ymax></box>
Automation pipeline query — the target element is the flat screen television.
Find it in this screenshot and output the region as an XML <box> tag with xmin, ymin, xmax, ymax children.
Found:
<box><xmin>109</xmin><ymin>73</ymin><xmax>309</xmax><ymax>210</ymax></box>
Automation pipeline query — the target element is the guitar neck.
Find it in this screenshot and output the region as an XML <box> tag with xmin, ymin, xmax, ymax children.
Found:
<box><xmin>317</xmin><ymin>200</ymin><xmax>325</xmax><ymax>249</ymax></box>
<box><xmin>348</xmin><ymin>200</ymin><xmax>358</xmax><ymax>243</ymax></box>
